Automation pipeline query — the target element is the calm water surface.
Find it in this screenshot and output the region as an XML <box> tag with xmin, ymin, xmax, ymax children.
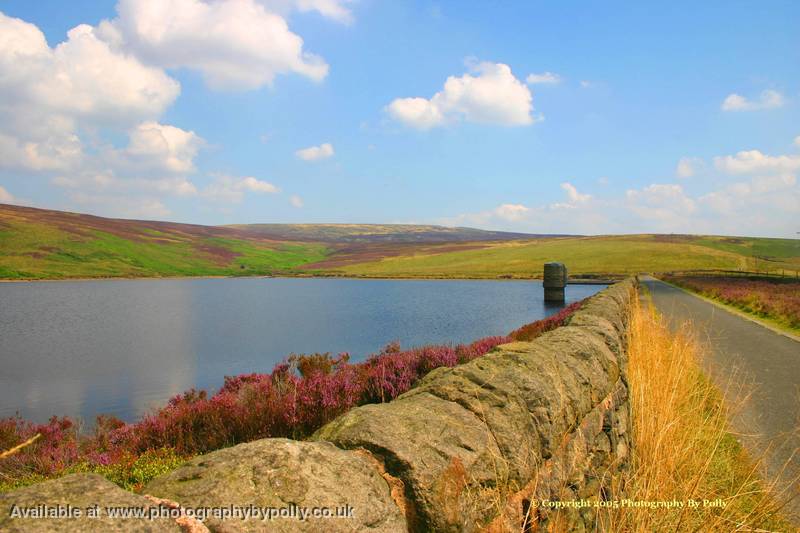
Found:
<box><xmin>0</xmin><ymin>278</ymin><xmax>604</xmax><ymax>424</ymax></box>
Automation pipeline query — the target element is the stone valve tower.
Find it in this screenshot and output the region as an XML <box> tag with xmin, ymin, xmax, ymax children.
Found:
<box><xmin>543</xmin><ymin>262</ymin><xmax>568</xmax><ymax>302</ymax></box>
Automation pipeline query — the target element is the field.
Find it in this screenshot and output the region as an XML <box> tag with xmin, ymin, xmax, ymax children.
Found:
<box><xmin>662</xmin><ymin>275</ymin><xmax>800</xmax><ymax>332</ymax></box>
<box><xmin>1</xmin><ymin>204</ymin><xmax>799</xmax><ymax>280</ymax></box>
<box><xmin>327</xmin><ymin>235</ymin><xmax>799</xmax><ymax>278</ymax></box>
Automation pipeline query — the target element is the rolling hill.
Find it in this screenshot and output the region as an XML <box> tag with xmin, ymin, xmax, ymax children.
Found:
<box><xmin>1</xmin><ymin>203</ymin><xmax>798</xmax><ymax>280</ymax></box>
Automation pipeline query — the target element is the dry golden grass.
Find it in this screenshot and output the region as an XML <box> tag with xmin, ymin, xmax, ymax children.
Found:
<box><xmin>600</xmin><ymin>295</ymin><xmax>795</xmax><ymax>531</ymax></box>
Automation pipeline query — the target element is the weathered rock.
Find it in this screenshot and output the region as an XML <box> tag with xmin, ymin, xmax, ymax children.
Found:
<box><xmin>314</xmin><ymin>391</ymin><xmax>502</xmax><ymax>532</ymax></box>
<box><xmin>0</xmin><ymin>278</ymin><xmax>638</xmax><ymax>533</ymax></box>
<box><xmin>144</xmin><ymin>438</ymin><xmax>406</xmax><ymax>532</ymax></box>
<box><xmin>314</xmin><ymin>278</ymin><xmax>637</xmax><ymax>533</ymax></box>
<box><xmin>0</xmin><ymin>473</ymin><xmax>182</xmax><ymax>532</ymax></box>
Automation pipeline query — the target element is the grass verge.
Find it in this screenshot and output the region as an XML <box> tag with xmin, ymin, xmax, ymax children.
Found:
<box><xmin>602</xmin><ymin>294</ymin><xmax>794</xmax><ymax>531</ymax></box>
<box><xmin>659</xmin><ymin>275</ymin><xmax>800</xmax><ymax>337</ymax></box>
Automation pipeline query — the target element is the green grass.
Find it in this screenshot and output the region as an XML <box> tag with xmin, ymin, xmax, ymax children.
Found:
<box><xmin>0</xmin><ymin>448</ymin><xmax>188</xmax><ymax>494</ymax></box>
<box><xmin>334</xmin><ymin>235</ymin><xmax>751</xmax><ymax>278</ymax></box>
<box><xmin>0</xmin><ymin>220</ymin><xmax>330</xmax><ymax>279</ymax></box>
<box><xmin>692</xmin><ymin>236</ymin><xmax>800</xmax><ymax>271</ymax></box>
<box><xmin>2</xmin><ymin>205</ymin><xmax>799</xmax><ymax>280</ymax></box>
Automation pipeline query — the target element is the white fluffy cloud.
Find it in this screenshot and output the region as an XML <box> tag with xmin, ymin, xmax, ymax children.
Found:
<box><xmin>794</xmin><ymin>136</ymin><xmax>800</xmax><ymax>148</ymax></box>
<box><xmin>97</xmin><ymin>0</ymin><xmax>329</xmax><ymax>91</ymax></box>
<box><xmin>0</xmin><ymin>16</ymin><xmax>179</xmax><ymax>127</ymax></box>
<box><xmin>0</xmin><ymin>12</ymin><xmax>180</xmax><ymax>173</ymax></box>
<box><xmin>560</xmin><ymin>182</ymin><xmax>591</xmax><ymax>205</ymax></box>
<box><xmin>625</xmin><ymin>184</ymin><xmax>696</xmax><ymax>229</ymax></box>
<box><xmin>526</xmin><ymin>71</ymin><xmax>561</xmax><ymax>85</ymax></box>
<box><xmin>201</xmin><ymin>175</ymin><xmax>280</xmax><ymax>203</ymax></box>
<box><xmin>290</xmin><ymin>194</ymin><xmax>304</xmax><ymax>208</ymax></box>
<box><xmin>445</xmin><ymin>138</ymin><xmax>800</xmax><ymax>237</ymax></box>
<box><xmin>125</xmin><ymin>122</ymin><xmax>204</xmax><ymax>174</ymax></box>
<box><xmin>0</xmin><ymin>2</ymin><xmax>340</xmax><ymax>216</ymax></box>
<box><xmin>387</xmin><ymin>61</ymin><xmax>534</xmax><ymax>129</ymax></box>
<box><xmin>48</xmin><ymin>122</ymin><xmax>204</xmax><ymax>197</ymax></box>
<box><xmin>295</xmin><ymin>142</ymin><xmax>335</xmax><ymax>161</ymax></box>
<box><xmin>713</xmin><ymin>150</ymin><xmax>800</xmax><ymax>175</ymax></box>
<box><xmin>700</xmin><ymin>175</ymin><xmax>799</xmax><ymax>219</ymax></box>
<box><xmin>493</xmin><ymin>203</ymin><xmax>530</xmax><ymax>221</ymax></box>
<box><xmin>721</xmin><ymin>90</ymin><xmax>784</xmax><ymax>112</ymax></box>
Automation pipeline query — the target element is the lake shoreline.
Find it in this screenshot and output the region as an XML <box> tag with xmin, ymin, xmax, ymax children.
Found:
<box><xmin>0</xmin><ymin>273</ymin><xmax>616</xmax><ymax>284</ymax></box>
<box><xmin>1</xmin><ymin>278</ymin><xmax>607</xmax><ymax>424</ymax></box>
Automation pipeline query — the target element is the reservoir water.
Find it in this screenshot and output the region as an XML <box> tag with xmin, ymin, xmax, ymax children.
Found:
<box><xmin>0</xmin><ymin>277</ymin><xmax>605</xmax><ymax>424</ymax></box>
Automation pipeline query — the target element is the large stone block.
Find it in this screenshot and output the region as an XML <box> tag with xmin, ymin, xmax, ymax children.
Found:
<box><xmin>143</xmin><ymin>438</ymin><xmax>406</xmax><ymax>532</ymax></box>
<box><xmin>0</xmin><ymin>473</ymin><xmax>182</xmax><ymax>532</ymax></box>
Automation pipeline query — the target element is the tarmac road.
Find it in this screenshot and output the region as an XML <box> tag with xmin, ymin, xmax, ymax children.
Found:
<box><xmin>641</xmin><ymin>277</ymin><xmax>800</xmax><ymax>521</ymax></box>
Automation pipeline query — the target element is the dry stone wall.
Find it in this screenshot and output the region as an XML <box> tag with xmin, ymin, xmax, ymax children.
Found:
<box><xmin>0</xmin><ymin>278</ymin><xmax>637</xmax><ymax>532</ymax></box>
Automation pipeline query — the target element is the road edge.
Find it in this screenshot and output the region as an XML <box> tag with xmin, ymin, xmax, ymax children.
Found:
<box><xmin>651</xmin><ymin>277</ymin><xmax>800</xmax><ymax>344</ymax></box>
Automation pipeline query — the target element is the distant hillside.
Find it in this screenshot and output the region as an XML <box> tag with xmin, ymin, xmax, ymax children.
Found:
<box><xmin>228</xmin><ymin>223</ymin><xmax>560</xmax><ymax>243</ymax></box>
<box><xmin>1</xmin><ymin>204</ymin><xmax>798</xmax><ymax>280</ymax></box>
<box><xmin>333</xmin><ymin>234</ymin><xmax>800</xmax><ymax>278</ymax></box>
<box><xmin>0</xmin><ymin>204</ymin><xmax>329</xmax><ymax>279</ymax></box>
<box><xmin>0</xmin><ymin>204</ymin><xmax>543</xmax><ymax>280</ymax></box>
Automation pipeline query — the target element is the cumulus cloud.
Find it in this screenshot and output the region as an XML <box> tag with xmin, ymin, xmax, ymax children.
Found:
<box><xmin>0</xmin><ymin>12</ymin><xmax>180</xmax><ymax>173</ymax></box>
<box><xmin>0</xmin><ymin>3</ymin><xmax>352</xmax><ymax>217</ymax></box>
<box><xmin>560</xmin><ymin>182</ymin><xmax>590</xmax><ymax>204</ymax></box>
<box><xmin>713</xmin><ymin>150</ymin><xmax>800</xmax><ymax>175</ymax></box>
<box><xmin>626</xmin><ymin>183</ymin><xmax>695</xmax><ymax>209</ymax></box>
<box><xmin>201</xmin><ymin>175</ymin><xmax>280</xmax><ymax>203</ymax></box>
<box><xmin>387</xmin><ymin>61</ymin><xmax>534</xmax><ymax>129</ymax></box>
<box><xmin>125</xmin><ymin>122</ymin><xmax>204</xmax><ymax>174</ymax></box>
<box><xmin>526</xmin><ymin>72</ymin><xmax>562</xmax><ymax>85</ymax></box>
<box><xmin>97</xmin><ymin>0</ymin><xmax>329</xmax><ymax>91</ymax></box>
<box><xmin>295</xmin><ymin>143</ymin><xmax>334</xmax><ymax>161</ymax></box>
<box><xmin>721</xmin><ymin>90</ymin><xmax>784</xmax><ymax>112</ymax></box>
<box><xmin>0</xmin><ymin>185</ymin><xmax>15</xmax><ymax>203</ymax></box>
<box><xmin>676</xmin><ymin>157</ymin><xmax>702</xmax><ymax>179</ymax></box>
<box><xmin>290</xmin><ymin>194</ymin><xmax>304</xmax><ymax>208</ymax></box>
<box><xmin>493</xmin><ymin>203</ymin><xmax>531</xmax><ymax>221</ymax></box>
<box><xmin>46</xmin><ymin>122</ymin><xmax>204</xmax><ymax>197</ymax></box>
<box><xmin>700</xmin><ymin>175</ymin><xmax>799</xmax><ymax>218</ymax></box>
<box><xmin>794</xmin><ymin>136</ymin><xmax>800</xmax><ymax>148</ymax></box>
<box><xmin>443</xmin><ymin>182</ymin><xmax>602</xmax><ymax>232</ymax></box>
<box><xmin>444</xmin><ymin>138</ymin><xmax>800</xmax><ymax>236</ymax></box>
<box><xmin>294</xmin><ymin>0</ymin><xmax>354</xmax><ymax>24</ymax></box>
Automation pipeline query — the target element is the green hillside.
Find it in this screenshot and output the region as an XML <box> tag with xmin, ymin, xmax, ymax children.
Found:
<box><xmin>1</xmin><ymin>204</ymin><xmax>798</xmax><ymax>280</ymax></box>
<box><xmin>0</xmin><ymin>205</ymin><xmax>329</xmax><ymax>279</ymax></box>
<box><xmin>329</xmin><ymin>235</ymin><xmax>800</xmax><ymax>278</ymax></box>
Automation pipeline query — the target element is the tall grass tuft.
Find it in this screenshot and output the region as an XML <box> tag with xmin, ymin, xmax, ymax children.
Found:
<box><xmin>601</xmin><ymin>296</ymin><xmax>794</xmax><ymax>531</ymax></box>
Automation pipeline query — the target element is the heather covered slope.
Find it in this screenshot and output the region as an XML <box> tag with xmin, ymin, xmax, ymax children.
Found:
<box><xmin>2</xmin><ymin>204</ymin><xmax>798</xmax><ymax>279</ymax></box>
<box><xmin>0</xmin><ymin>204</ymin><xmax>330</xmax><ymax>279</ymax></box>
<box><xmin>0</xmin><ymin>204</ymin><xmax>545</xmax><ymax>279</ymax></box>
<box><xmin>229</xmin><ymin>223</ymin><xmax>554</xmax><ymax>243</ymax></box>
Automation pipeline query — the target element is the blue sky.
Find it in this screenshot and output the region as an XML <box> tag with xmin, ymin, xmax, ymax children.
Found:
<box><xmin>0</xmin><ymin>1</ymin><xmax>798</xmax><ymax>236</ymax></box>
